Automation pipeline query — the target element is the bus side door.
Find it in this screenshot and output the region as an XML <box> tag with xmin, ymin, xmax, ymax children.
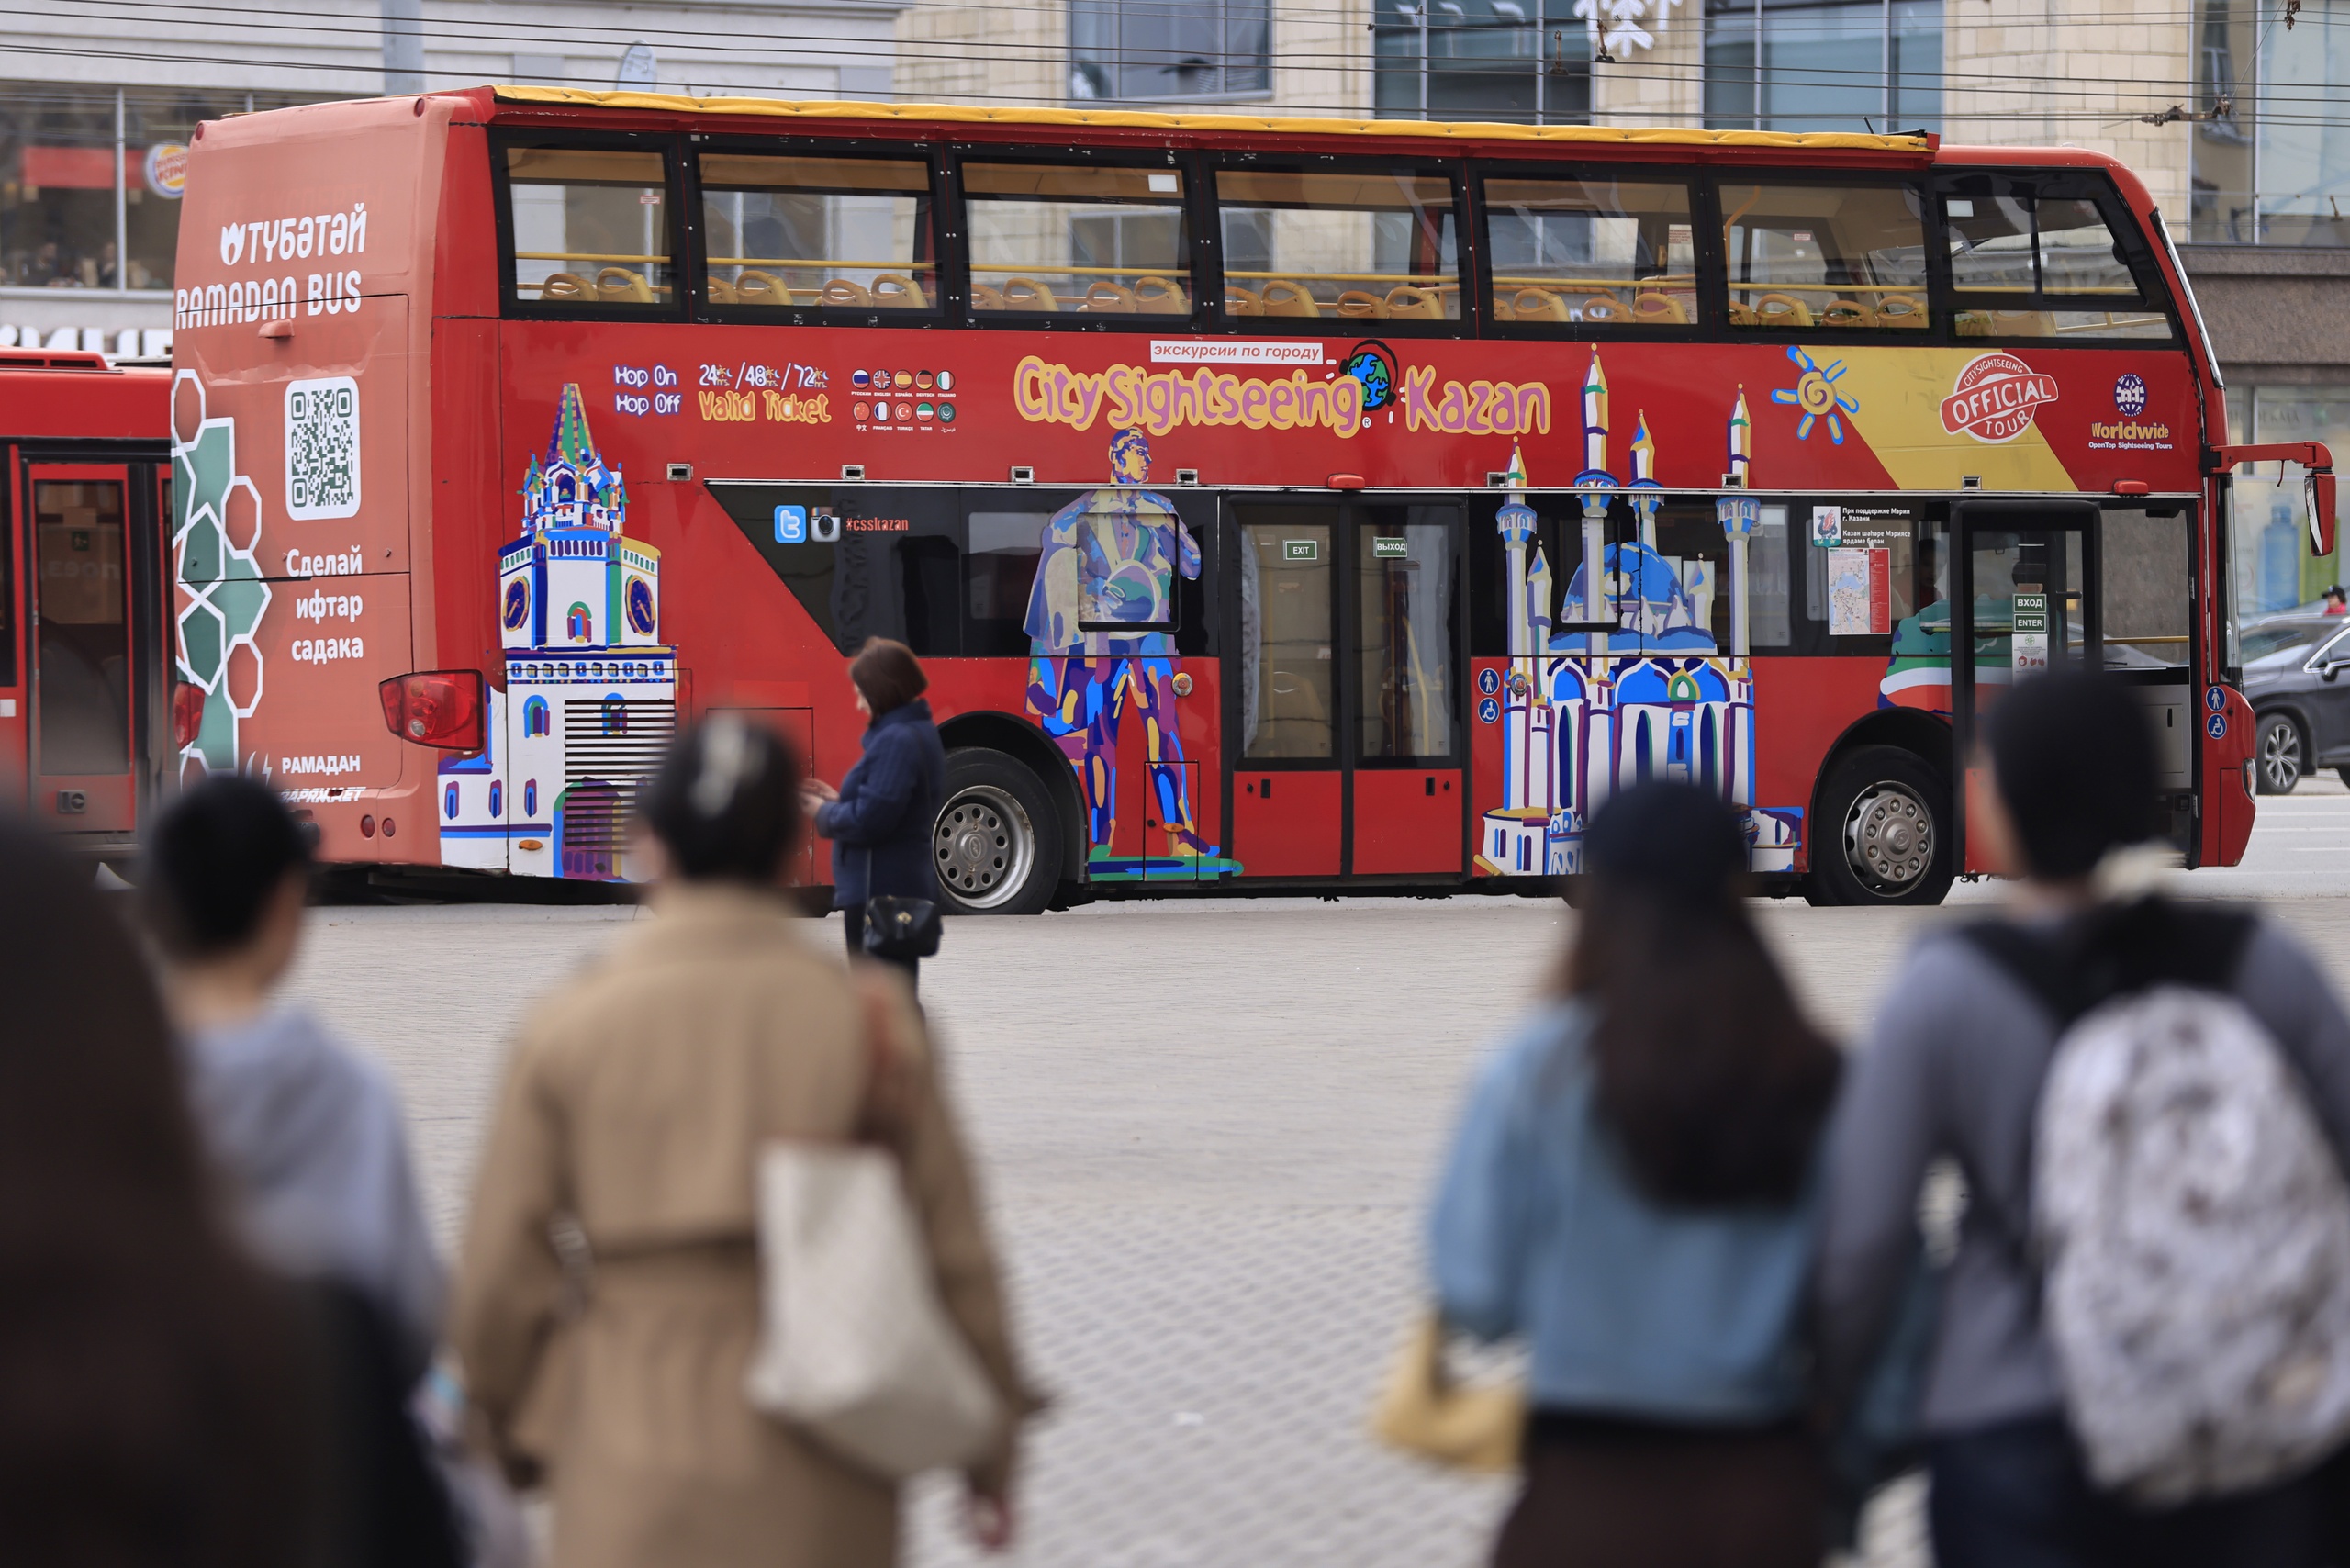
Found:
<box><xmin>25</xmin><ymin>462</ymin><xmax>151</xmax><ymax>836</ymax></box>
<box><xmin>1350</xmin><ymin>504</ymin><xmax>1466</xmax><ymax>876</ymax></box>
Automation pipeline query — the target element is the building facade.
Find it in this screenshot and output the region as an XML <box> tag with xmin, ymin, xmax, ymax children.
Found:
<box><xmin>0</xmin><ymin>0</ymin><xmax>899</xmax><ymax>354</ymax></box>
<box><xmin>892</xmin><ymin>0</ymin><xmax>2350</xmax><ymax>619</ymax></box>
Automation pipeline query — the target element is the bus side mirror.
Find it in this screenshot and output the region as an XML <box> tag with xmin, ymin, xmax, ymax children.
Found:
<box><xmin>2311</xmin><ymin>471</ymin><xmax>2338</xmax><ymax>559</ymax></box>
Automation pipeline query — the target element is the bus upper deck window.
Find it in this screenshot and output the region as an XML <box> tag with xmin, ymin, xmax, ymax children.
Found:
<box><xmin>1942</xmin><ymin>175</ymin><xmax>2172</xmax><ymax>342</ymax></box>
<box><xmin>961</xmin><ymin>162</ymin><xmax>1192</xmax><ymax>320</ymax></box>
<box><xmin>698</xmin><ymin>152</ymin><xmax>937</xmax><ymax>314</ymax></box>
<box><xmin>1481</xmin><ymin>176</ymin><xmax>1695</xmax><ymax>330</ymax></box>
<box><xmin>1720</xmin><ymin>181</ymin><xmax>1930</xmax><ymax>333</ymax></box>
<box><xmin>1213</xmin><ymin>166</ymin><xmax>1461</xmax><ymax>327</ymax></box>
<box><xmin>504</xmin><ymin>146</ymin><xmax>675</xmax><ymax>310</ymax></box>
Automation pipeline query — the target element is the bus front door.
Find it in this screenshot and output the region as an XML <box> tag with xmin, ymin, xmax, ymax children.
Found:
<box><xmin>1949</xmin><ymin>500</ymin><xmax>2101</xmax><ymax>873</ymax></box>
<box><xmin>26</xmin><ymin>464</ymin><xmax>150</xmax><ymax>837</ymax></box>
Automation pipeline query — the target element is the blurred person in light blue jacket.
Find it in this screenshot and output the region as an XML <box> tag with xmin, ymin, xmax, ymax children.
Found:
<box><xmin>1428</xmin><ymin>782</ymin><xmax>1842</xmax><ymax>1568</ymax></box>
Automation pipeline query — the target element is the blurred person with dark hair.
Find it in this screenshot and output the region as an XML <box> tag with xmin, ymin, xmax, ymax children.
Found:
<box><xmin>142</xmin><ymin>775</ymin><xmax>445</xmax><ymax>1383</ymax></box>
<box><xmin>802</xmin><ymin>637</ymin><xmax>946</xmax><ymax>988</ymax></box>
<box><xmin>455</xmin><ymin>715</ymin><xmax>1031</xmax><ymax>1568</ymax></box>
<box><xmin>1427</xmin><ymin>783</ymin><xmax>1842</xmax><ymax>1568</ymax></box>
<box><xmin>0</xmin><ymin>814</ymin><xmax>315</xmax><ymax>1566</ymax></box>
<box><xmin>1818</xmin><ymin>670</ymin><xmax>2350</xmax><ymax>1568</ymax></box>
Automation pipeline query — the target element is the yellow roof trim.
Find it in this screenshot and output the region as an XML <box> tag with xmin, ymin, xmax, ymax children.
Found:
<box><xmin>487</xmin><ymin>86</ymin><xmax>1932</xmax><ymax>153</ymax></box>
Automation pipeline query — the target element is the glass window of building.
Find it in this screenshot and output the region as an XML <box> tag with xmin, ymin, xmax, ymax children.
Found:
<box><xmin>1719</xmin><ymin>180</ymin><xmax>1930</xmax><ymax>330</ymax></box>
<box><xmin>2192</xmin><ymin>0</ymin><xmax>2350</xmax><ymax>244</ymax></box>
<box><xmin>1069</xmin><ymin>0</ymin><xmax>1270</xmax><ymax>100</ymax></box>
<box><xmin>1942</xmin><ymin>175</ymin><xmax>2169</xmax><ymax>339</ymax></box>
<box><xmin>699</xmin><ymin>153</ymin><xmax>935</xmax><ymax>312</ymax></box>
<box><xmin>1215</xmin><ymin>167</ymin><xmax>1461</xmax><ymax>323</ymax></box>
<box><xmin>2</xmin><ymin>85</ymin><xmax>123</xmax><ymax>292</ymax></box>
<box><xmin>2231</xmin><ymin>386</ymin><xmax>2350</xmax><ymax>615</ymax></box>
<box><xmin>121</xmin><ymin>90</ymin><xmax>251</xmax><ymax>291</ymax></box>
<box><xmin>0</xmin><ymin>84</ymin><xmax>326</xmax><ymax>312</ymax></box>
<box><xmin>1373</xmin><ymin>0</ymin><xmax>1592</xmax><ymax>124</ymax></box>
<box><xmin>1703</xmin><ymin>0</ymin><xmax>1942</xmax><ymax>133</ymax></box>
<box><xmin>1482</xmin><ymin>176</ymin><xmax>1696</xmax><ymax>327</ymax></box>
<box><xmin>503</xmin><ymin>146</ymin><xmax>675</xmax><ymax>309</ymax></box>
<box><xmin>962</xmin><ymin>162</ymin><xmax>1193</xmax><ymax>317</ymax></box>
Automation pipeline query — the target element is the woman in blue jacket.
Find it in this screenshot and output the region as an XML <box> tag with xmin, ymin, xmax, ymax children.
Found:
<box><xmin>803</xmin><ymin>638</ymin><xmax>946</xmax><ymax>989</ymax></box>
<box><xmin>1428</xmin><ymin>783</ymin><xmax>1842</xmax><ymax>1568</ymax></box>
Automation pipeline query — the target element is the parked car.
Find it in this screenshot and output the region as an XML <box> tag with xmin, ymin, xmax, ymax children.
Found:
<box><xmin>2243</xmin><ymin>614</ymin><xmax>2350</xmax><ymax>792</ymax></box>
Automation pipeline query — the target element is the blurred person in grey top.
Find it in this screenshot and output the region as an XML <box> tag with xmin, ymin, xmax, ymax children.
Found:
<box><xmin>1817</xmin><ymin>670</ymin><xmax>2350</xmax><ymax>1568</ymax></box>
<box><xmin>142</xmin><ymin>776</ymin><xmax>445</xmax><ymax>1384</ymax></box>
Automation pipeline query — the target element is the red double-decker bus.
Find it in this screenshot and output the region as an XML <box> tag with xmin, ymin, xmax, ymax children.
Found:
<box><xmin>0</xmin><ymin>347</ymin><xmax>174</xmax><ymax>864</ymax></box>
<box><xmin>165</xmin><ymin>88</ymin><xmax>2327</xmax><ymax>909</ymax></box>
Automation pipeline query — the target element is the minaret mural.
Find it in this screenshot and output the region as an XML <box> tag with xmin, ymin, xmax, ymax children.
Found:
<box><xmin>1475</xmin><ymin>354</ymin><xmax>1799</xmax><ymax>878</ymax></box>
<box><xmin>438</xmin><ymin>383</ymin><xmax>678</xmax><ymax>881</ymax></box>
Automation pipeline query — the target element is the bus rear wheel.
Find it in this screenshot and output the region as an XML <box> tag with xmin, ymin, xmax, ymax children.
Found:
<box><xmin>1808</xmin><ymin>745</ymin><xmax>1953</xmax><ymax>906</ymax></box>
<box><xmin>934</xmin><ymin>749</ymin><xmax>1063</xmax><ymax>916</ymax></box>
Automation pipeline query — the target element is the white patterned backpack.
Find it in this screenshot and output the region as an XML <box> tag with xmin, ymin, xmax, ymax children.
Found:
<box><xmin>1969</xmin><ymin>902</ymin><xmax>2350</xmax><ymax>1506</ymax></box>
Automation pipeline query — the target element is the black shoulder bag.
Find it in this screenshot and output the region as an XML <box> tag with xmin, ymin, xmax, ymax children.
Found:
<box><xmin>861</xmin><ymin>847</ymin><xmax>942</xmax><ymax>961</ymax></box>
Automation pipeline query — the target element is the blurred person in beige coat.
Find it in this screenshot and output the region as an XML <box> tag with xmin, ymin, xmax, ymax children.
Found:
<box><xmin>453</xmin><ymin>715</ymin><xmax>1031</xmax><ymax>1568</ymax></box>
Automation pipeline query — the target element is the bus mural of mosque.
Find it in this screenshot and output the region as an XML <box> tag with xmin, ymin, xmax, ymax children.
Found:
<box><xmin>1477</xmin><ymin>347</ymin><xmax>1803</xmax><ymax>878</ymax></box>
<box><xmin>438</xmin><ymin>383</ymin><xmax>678</xmax><ymax>880</ymax></box>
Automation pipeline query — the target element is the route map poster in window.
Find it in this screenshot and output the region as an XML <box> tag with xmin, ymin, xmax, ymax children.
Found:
<box><xmin>1828</xmin><ymin>545</ymin><xmax>1891</xmax><ymax>635</ymax></box>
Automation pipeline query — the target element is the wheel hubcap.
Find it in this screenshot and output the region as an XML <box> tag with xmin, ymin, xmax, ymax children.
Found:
<box><xmin>933</xmin><ymin>785</ymin><xmax>1036</xmax><ymax>911</ymax></box>
<box><xmin>1845</xmin><ymin>783</ymin><xmax>1935</xmax><ymax>893</ymax></box>
<box><xmin>2264</xmin><ymin>722</ymin><xmax>2303</xmax><ymax>791</ymax></box>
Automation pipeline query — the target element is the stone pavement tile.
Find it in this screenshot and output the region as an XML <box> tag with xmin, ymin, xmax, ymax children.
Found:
<box><xmin>905</xmin><ymin>1204</ymin><xmax>1512</xmax><ymax>1568</ymax></box>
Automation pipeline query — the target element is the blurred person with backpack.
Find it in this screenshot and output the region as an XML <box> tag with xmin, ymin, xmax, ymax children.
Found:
<box><xmin>1818</xmin><ymin>669</ymin><xmax>2350</xmax><ymax>1568</ymax></box>
<box><xmin>802</xmin><ymin>638</ymin><xmax>946</xmax><ymax>990</ymax></box>
<box><xmin>0</xmin><ymin>815</ymin><xmax>318</xmax><ymax>1566</ymax></box>
<box><xmin>142</xmin><ymin>776</ymin><xmax>446</xmax><ymax>1386</ymax></box>
<box><xmin>454</xmin><ymin>715</ymin><xmax>1029</xmax><ymax>1568</ymax></box>
<box><xmin>142</xmin><ymin>776</ymin><xmax>470</xmax><ymax>1568</ymax></box>
<box><xmin>1427</xmin><ymin>783</ymin><xmax>1844</xmax><ymax>1568</ymax></box>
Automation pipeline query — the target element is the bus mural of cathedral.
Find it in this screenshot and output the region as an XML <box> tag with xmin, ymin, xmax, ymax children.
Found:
<box><xmin>438</xmin><ymin>383</ymin><xmax>677</xmax><ymax>880</ymax></box>
<box><xmin>1476</xmin><ymin>348</ymin><xmax>1802</xmax><ymax>879</ymax></box>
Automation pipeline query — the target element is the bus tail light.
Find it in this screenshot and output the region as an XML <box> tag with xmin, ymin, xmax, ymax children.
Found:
<box><xmin>379</xmin><ymin>669</ymin><xmax>485</xmax><ymax>752</ymax></box>
<box><xmin>171</xmin><ymin>681</ymin><xmax>205</xmax><ymax>748</ymax></box>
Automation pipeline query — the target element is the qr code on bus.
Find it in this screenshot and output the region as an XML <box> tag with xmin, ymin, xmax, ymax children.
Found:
<box><xmin>285</xmin><ymin>376</ymin><xmax>362</xmax><ymax>521</ymax></box>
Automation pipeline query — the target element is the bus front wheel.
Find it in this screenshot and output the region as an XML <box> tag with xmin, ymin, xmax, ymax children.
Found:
<box><xmin>1807</xmin><ymin>745</ymin><xmax>1953</xmax><ymax>907</ymax></box>
<box><xmin>934</xmin><ymin>749</ymin><xmax>1064</xmax><ymax>916</ymax></box>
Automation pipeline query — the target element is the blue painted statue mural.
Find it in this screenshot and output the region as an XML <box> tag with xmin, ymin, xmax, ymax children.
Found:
<box><xmin>1024</xmin><ymin>429</ymin><xmax>1237</xmax><ymax>879</ymax></box>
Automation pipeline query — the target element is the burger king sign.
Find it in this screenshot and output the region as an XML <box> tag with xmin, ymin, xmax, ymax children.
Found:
<box><xmin>1940</xmin><ymin>353</ymin><xmax>2058</xmax><ymax>443</ymax></box>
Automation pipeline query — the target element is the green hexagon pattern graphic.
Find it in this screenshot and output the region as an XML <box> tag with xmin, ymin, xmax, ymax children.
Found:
<box><xmin>173</xmin><ymin>371</ymin><xmax>271</xmax><ymax>778</ymax></box>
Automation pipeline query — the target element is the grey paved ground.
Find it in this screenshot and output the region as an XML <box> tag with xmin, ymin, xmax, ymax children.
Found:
<box><xmin>279</xmin><ymin>780</ymin><xmax>2350</xmax><ymax>1568</ymax></box>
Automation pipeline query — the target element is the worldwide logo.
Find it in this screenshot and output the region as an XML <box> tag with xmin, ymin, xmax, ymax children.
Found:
<box><xmin>2114</xmin><ymin>373</ymin><xmax>2148</xmax><ymax>417</ymax></box>
<box><xmin>1941</xmin><ymin>353</ymin><xmax>2059</xmax><ymax>444</ymax></box>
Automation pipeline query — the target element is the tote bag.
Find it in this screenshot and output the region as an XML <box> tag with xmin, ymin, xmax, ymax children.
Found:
<box><xmin>743</xmin><ymin>995</ymin><xmax>1002</xmax><ymax>1479</ymax></box>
